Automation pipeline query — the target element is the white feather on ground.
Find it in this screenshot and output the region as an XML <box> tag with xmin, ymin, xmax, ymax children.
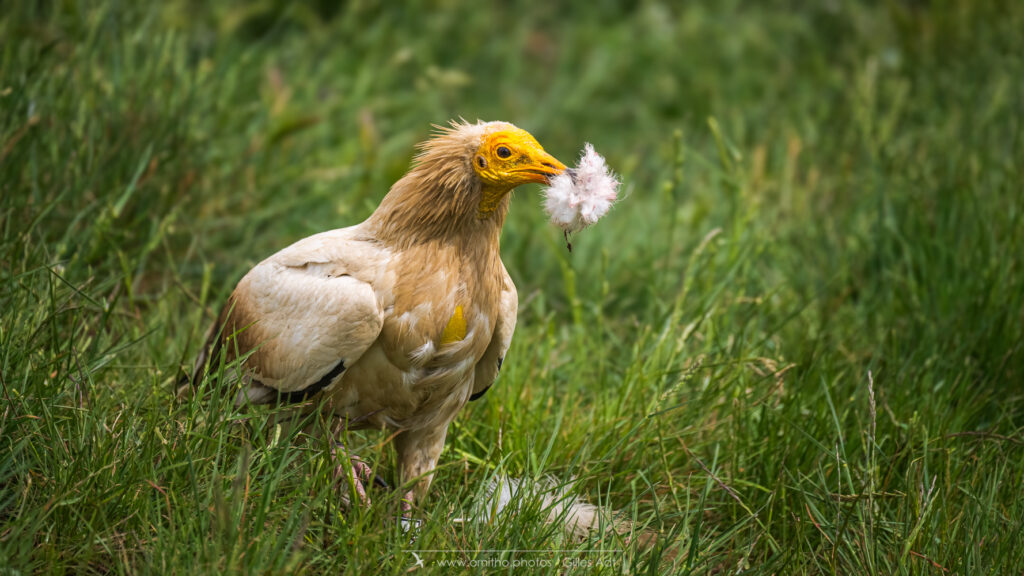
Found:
<box><xmin>543</xmin><ymin>143</ymin><xmax>620</xmax><ymax>233</ymax></box>
<box><xmin>459</xmin><ymin>475</ymin><xmax>631</xmax><ymax>541</ymax></box>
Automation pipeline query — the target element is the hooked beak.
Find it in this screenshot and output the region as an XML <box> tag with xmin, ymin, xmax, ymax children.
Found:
<box><xmin>517</xmin><ymin>149</ymin><xmax>567</xmax><ymax>185</ymax></box>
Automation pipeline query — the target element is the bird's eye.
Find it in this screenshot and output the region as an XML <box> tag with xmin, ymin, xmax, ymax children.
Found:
<box><xmin>496</xmin><ymin>146</ymin><xmax>512</xmax><ymax>159</ymax></box>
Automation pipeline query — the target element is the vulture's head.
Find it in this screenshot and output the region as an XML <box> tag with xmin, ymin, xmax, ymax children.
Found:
<box><xmin>468</xmin><ymin>121</ymin><xmax>567</xmax><ymax>218</ymax></box>
<box><xmin>374</xmin><ymin>121</ymin><xmax>567</xmax><ymax>244</ymax></box>
<box><xmin>469</xmin><ymin>123</ymin><xmax>566</xmax><ymax>188</ymax></box>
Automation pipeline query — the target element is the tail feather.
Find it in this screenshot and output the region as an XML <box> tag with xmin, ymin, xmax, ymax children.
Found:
<box><xmin>176</xmin><ymin>307</ymin><xmax>222</xmax><ymax>399</ymax></box>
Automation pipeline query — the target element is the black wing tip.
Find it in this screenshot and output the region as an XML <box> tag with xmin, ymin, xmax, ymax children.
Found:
<box><xmin>470</xmin><ymin>356</ymin><xmax>503</xmax><ymax>402</ymax></box>
<box><xmin>277</xmin><ymin>359</ymin><xmax>346</xmax><ymax>404</ymax></box>
<box><xmin>469</xmin><ymin>384</ymin><xmax>492</xmax><ymax>402</ymax></box>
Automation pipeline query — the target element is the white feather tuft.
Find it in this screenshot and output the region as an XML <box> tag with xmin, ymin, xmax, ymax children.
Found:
<box><xmin>469</xmin><ymin>475</ymin><xmax>628</xmax><ymax>541</ymax></box>
<box><xmin>447</xmin><ymin>475</ymin><xmax>675</xmax><ymax>558</ymax></box>
<box><xmin>543</xmin><ymin>143</ymin><xmax>620</xmax><ymax>233</ymax></box>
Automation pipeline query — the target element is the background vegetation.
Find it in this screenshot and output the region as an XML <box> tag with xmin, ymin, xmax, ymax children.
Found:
<box><xmin>2</xmin><ymin>0</ymin><xmax>1022</xmax><ymax>573</ymax></box>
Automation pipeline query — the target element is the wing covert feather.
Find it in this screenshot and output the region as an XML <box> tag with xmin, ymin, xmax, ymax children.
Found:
<box><xmin>220</xmin><ymin>230</ymin><xmax>385</xmax><ymax>394</ymax></box>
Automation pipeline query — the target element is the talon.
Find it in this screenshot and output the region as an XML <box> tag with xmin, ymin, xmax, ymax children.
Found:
<box><xmin>373</xmin><ymin>474</ymin><xmax>391</xmax><ymax>490</ymax></box>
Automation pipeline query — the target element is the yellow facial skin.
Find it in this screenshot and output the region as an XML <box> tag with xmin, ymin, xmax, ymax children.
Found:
<box><xmin>474</xmin><ymin>127</ymin><xmax>567</xmax><ymax>217</ymax></box>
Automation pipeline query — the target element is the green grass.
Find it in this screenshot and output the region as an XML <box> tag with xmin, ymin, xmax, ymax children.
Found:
<box><xmin>2</xmin><ymin>0</ymin><xmax>1023</xmax><ymax>573</ymax></box>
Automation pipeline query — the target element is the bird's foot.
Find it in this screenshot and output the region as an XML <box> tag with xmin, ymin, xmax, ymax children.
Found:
<box><xmin>398</xmin><ymin>489</ymin><xmax>422</xmax><ymax>535</ymax></box>
<box><xmin>399</xmin><ymin>489</ymin><xmax>416</xmax><ymax>513</ymax></box>
<box><xmin>339</xmin><ymin>458</ymin><xmax>373</xmax><ymax>505</ymax></box>
<box><xmin>332</xmin><ymin>443</ymin><xmax>385</xmax><ymax>506</ymax></box>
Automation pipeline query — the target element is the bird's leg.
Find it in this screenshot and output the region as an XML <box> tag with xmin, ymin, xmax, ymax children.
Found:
<box><xmin>331</xmin><ymin>441</ymin><xmax>379</xmax><ymax>506</ymax></box>
<box><xmin>393</xmin><ymin>426</ymin><xmax>448</xmax><ymax>513</ymax></box>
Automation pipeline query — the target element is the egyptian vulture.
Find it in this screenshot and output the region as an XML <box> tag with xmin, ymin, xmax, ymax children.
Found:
<box><xmin>191</xmin><ymin>120</ymin><xmax>567</xmax><ymax>508</ymax></box>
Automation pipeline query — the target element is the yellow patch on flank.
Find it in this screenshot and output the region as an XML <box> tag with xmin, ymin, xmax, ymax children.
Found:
<box><xmin>440</xmin><ymin>306</ymin><xmax>467</xmax><ymax>345</ymax></box>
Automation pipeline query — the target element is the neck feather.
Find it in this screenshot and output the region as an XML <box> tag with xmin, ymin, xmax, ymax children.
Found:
<box><xmin>368</xmin><ymin>160</ymin><xmax>510</xmax><ymax>249</ymax></box>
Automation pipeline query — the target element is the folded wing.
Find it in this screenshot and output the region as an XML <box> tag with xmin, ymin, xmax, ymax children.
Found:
<box><xmin>471</xmin><ymin>267</ymin><xmax>517</xmax><ymax>401</ymax></box>
<box><xmin>208</xmin><ymin>230</ymin><xmax>385</xmax><ymax>401</ymax></box>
